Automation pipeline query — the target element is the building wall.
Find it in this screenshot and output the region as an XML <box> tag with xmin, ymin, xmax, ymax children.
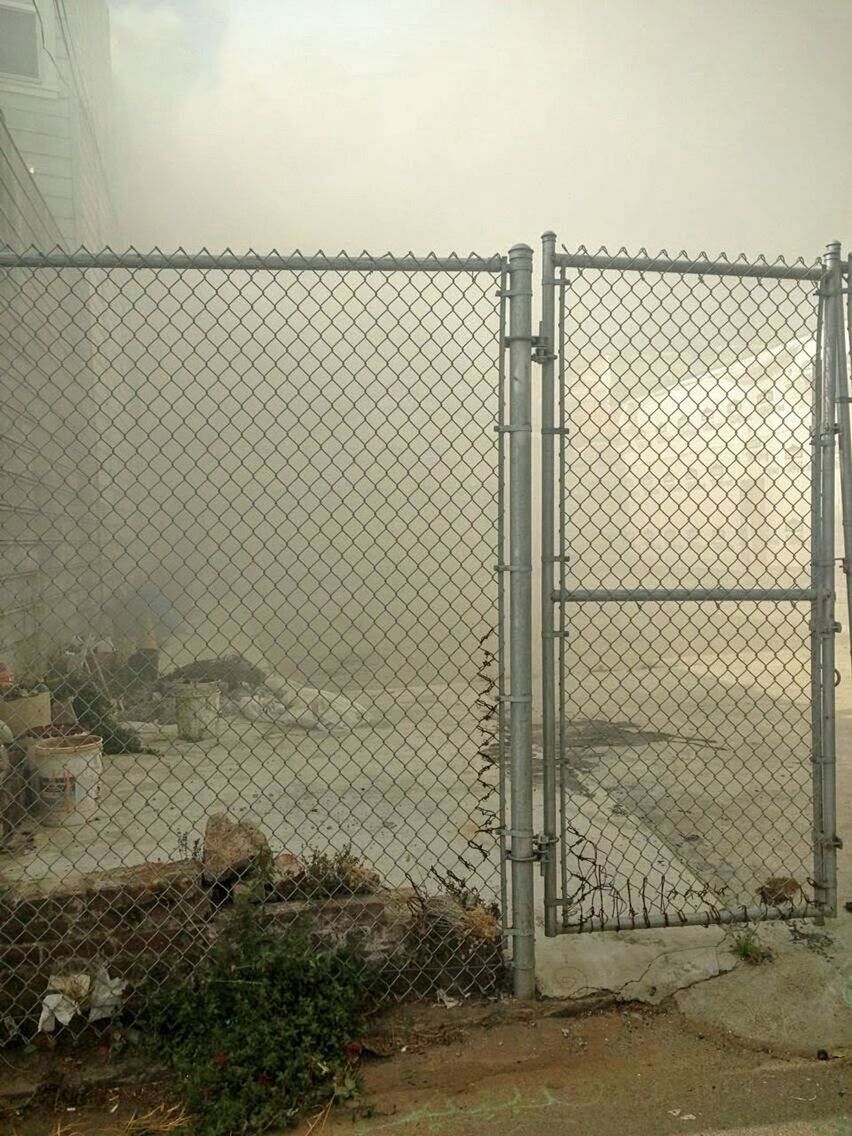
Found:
<box><xmin>0</xmin><ymin>106</ymin><xmax>60</xmax><ymax>246</ymax></box>
<box><xmin>0</xmin><ymin>109</ymin><xmax>103</xmax><ymax>675</ymax></box>
<box><xmin>0</xmin><ymin>0</ymin><xmax>114</xmax><ymax>247</ymax></box>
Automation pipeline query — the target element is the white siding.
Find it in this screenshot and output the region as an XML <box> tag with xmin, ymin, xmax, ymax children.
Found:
<box><xmin>0</xmin><ymin>113</ymin><xmax>103</xmax><ymax>671</ymax></box>
<box><xmin>0</xmin><ymin>0</ymin><xmax>114</xmax><ymax>247</ymax></box>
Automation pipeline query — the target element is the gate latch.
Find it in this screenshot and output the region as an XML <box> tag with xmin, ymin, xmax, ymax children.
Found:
<box><xmin>506</xmin><ymin>833</ymin><xmax>557</xmax><ymax>867</ymax></box>
<box><xmin>535</xmin><ymin>833</ymin><xmax>558</xmax><ymax>874</ymax></box>
<box><xmin>531</xmin><ymin>336</ymin><xmax>556</xmax><ymax>364</ymax></box>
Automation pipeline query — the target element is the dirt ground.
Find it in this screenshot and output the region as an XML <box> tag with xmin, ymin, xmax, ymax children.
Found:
<box><xmin>3</xmin><ymin>1001</ymin><xmax>849</xmax><ymax>1136</ymax></box>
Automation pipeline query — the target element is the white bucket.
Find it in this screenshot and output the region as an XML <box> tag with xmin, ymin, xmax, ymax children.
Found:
<box><xmin>174</xmin><ymin>682</ymin><xmax>220</xmax><ymax>741</ymax></box>
<box><xmin>31</xmin><ymin>735</ymin><xmax>103</xmax><ymax>826</ymax></box>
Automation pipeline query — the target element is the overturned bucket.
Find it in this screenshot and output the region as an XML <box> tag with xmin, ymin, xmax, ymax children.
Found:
<box><xmin>175</xmin><ymin>681</ymin><xmax>220</xmax><ymax>741</ymax></box>
<box><xmin>30</xmin><ymin>734</ymin><xmax>103</xmax><ymax>826</ymax></box>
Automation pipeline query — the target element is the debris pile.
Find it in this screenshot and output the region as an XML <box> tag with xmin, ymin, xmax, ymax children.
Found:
<box><xmin>160</xmin><ymin>653</ymin><xmax>267</xmax><ymax>691</ymax></box>
<box><xmin>0</xmin><ymin>808</ymin><xmax>504</xmax><ymax>1039</ymax></box>
<box><xmin>115</xmin><ymin>652</ymin><xmax>372</xmax><ymax>733</ymax></box>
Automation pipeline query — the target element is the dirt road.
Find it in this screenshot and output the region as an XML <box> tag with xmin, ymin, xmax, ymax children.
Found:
<box><xmin>6</xmin><ymin>1003</ymin><xmax>849</xmax><ymax>1136</ymax></box>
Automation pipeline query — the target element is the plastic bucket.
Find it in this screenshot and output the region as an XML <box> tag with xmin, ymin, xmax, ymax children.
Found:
<box><xmin>19</xmin><ymin>724</ymin><xmax>89</xmax><ymax>760</ymax></box>
<box><xmin>31</xmin><ymin>735</ymin><xmax>103</xmax><ymax>826</ymax></box>
<box><xmin>174</xmin><ymin>682</ymin><xmax>220</xmax><ymax>741</ymax></box>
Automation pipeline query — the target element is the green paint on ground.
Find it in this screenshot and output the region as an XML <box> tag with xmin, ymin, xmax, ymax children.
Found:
<box><xmin>353</xmin><ymin>1086</ymin><xmax>576</xmax><ymax>1134</ymax></box>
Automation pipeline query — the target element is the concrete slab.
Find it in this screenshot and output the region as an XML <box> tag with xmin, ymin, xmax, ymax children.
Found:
<box><xmin>675</xmin><ymin>917</ymin><xmax>852</xmax><ymax>1057</ymax></box>
<box><xmin>540</xmin><ymin>778</ymin><xmax>719</xmax><ymax>930</ymax></box>
<box><xmin>537</xmin><ymin>921</ymin><xmax>736</xmax><ymax>1003</ymax></box>
<box><xmin>532</xmin><ymin>780</ymin><xmax>734</xmax><ymax>1004</ymax></box>
<box><xmin>671</xmin><ymin>634</ymin><xmax>851</xmax><ymax>1055</ymax></box>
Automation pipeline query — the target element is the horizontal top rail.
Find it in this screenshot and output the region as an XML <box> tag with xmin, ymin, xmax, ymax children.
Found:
<box><xmin>554</xmin><ymin>587</ymin><xmax>816</xmax><ymax>603</ymax></box>
<box><xmin>553</xmin><ymin>250</ymin><xmax>824</xmax><ymax>282</ymax></box>
<box><xmin>0</xmin><ymin>248</ymin><xmax>506</xmax><ymax>274</ymax></box>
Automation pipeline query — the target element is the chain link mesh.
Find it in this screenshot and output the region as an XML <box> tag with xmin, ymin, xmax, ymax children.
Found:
<box><xmin>0</xmin><ymin>249</ymin><xmax>508</xmax><ymax>1027</ymax></box>
<box><xmin>552</xmin><ymin>246</ymin><xmax>824</xmax><ymax>931</ymax></box>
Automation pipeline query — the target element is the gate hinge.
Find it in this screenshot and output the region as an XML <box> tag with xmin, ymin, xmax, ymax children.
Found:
<box><xmin>822</xmin><ymin>834</ymin><xmax>843</xmax><ymax>850</ymax></box>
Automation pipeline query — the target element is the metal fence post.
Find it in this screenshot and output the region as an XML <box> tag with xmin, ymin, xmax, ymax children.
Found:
<box><xmin>539</xmin><ymin>231</ymin><xmax>559</xmax><ymax>937</ymax></box>
<box><xmin>810</xmin><ymin>279</ymin><xmax>825</xmax><ymax>917</ymax></box>
<box><xmin>507</xmin><ymin>243</ymin><xmax>536</xmax><ymax>996</ymax></box>
<box><xmin>835</xmin><ymin>250</ymin><xmax>852</xmax><ymax>685</ymax></box>
<box><xmin>815</xmin><ymin>239</ymin><xmax>842</xmax><ymax>918</ymax></box>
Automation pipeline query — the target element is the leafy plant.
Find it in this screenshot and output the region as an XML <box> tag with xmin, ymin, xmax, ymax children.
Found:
<box><xmin>46</xmin><ymin>669</ymin><xmax>142</xmax><ymax>754</ymax></box>
<box><xmin>136</xmin><ymin>900</ymin><xmax>372</xmax><ymax>1135</ymax></box>
<box><xmin>729</xmin><ymin>925</ymin><xmax>773</xmax><ymax>966</ymax></box>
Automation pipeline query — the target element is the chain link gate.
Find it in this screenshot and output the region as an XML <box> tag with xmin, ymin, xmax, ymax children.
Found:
<box><xmin>0</xmin><ymin>233</ymin><xmax>846</xmax><ymax>1018</ymax></box>
<box><xmin>538</xmin><ymin>235</ymin><xmax>843</xmax><ymax>935</ymax></box>
<box><xmin>0</xmin><ymin>245</ymin><xmax>529</xmax><ymax>1022</ymax></box>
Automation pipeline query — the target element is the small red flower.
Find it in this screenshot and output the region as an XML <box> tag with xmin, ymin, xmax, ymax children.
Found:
<box><xmin>257</xmin><ymin>1072</ymin><xmax>273</xmax><ymax>1088</ymax></box>
<box><xmin>214</xmin><ymin>1051</ymin><xmax>228</xmax><ymax>1068</ymax></box>
<box><xmin>345</xmin><ymin>1041</ymin><xmax>363</xmax><ymax>1059</ymax></box>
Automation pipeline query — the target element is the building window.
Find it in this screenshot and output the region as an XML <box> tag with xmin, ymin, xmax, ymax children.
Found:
<box><xmin>0</xmin><ymin>5</ymin><xmax>39</xmax><ymax>80</ymax></box>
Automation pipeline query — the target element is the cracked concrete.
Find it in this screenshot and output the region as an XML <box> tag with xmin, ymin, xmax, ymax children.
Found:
<box><xmin>536</xmin><ymin>921</ymin><xmax>737</xmax><ymax>1003</ymax></box>
<box><xmin>675</xmin><ymin>917</ymin><xmax>852</xmax><ymax>1057</ymax></box>
<box><xmin>672</xmin><ymin>636</ymin><xmax>852</xmax><ymax>1055</ymax></box>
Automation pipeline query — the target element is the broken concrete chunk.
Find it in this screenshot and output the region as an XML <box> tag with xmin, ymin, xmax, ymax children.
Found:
<box><xmin>202</xmin><ymin>813</ymin><xmax>270</xmax><ymax>885</ymax></box>
<box><xmin>266</xmin><ymin>852</ymin><xmax>305</xmax><ymax>900</ymax></box>
<box><xmin>233</xmin><ymin>853</ymin><xmax>305</xmax><ymax>903</ymax></box>
<box><xmin>2</xmin><ymin>859</ymin><xmax>206</xmax><ymax>923</ymax></box>
<box><xmin>231</xmin><ymin>880</ymin><xmax>268</xmax><ymax>904</ymax></box>
<box><xmin>274</xmin><ymin>851</ymin><xmax>304</xmax><ymax>884</ymax></box>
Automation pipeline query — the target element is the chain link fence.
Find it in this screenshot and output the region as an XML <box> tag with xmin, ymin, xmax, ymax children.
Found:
<box><xmin>0</xmin><ymin>236</ymin><xmax>843</xmax><ymax>1025</ymax></box>
<box><xmin>0</xmin><ymin>249</ymin><xmax>510</xmax><ymax>1026</ymax></box>
<box><xmin>541</xmin><ymin>244</ymin><xmax>833</xmax><ymax>933</ymax></box>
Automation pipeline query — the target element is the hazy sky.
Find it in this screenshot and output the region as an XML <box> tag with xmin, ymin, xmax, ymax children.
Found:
<box><xmin>110</xmin><ymin>0</ymin><xmax>852</xmax><ymax>260</ymax></box>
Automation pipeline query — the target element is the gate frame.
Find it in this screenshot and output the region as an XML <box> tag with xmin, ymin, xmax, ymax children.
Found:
<box><xmin>538</xmin><ymin>234</ymin><xmax>844</xmax><ymax>935</ymax></box>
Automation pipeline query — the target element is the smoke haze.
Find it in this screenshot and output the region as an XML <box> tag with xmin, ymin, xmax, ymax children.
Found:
<box><xmin>110</xmin><ymin>0</ymin><xmax>852</xmax><ymax>258</ymax></box>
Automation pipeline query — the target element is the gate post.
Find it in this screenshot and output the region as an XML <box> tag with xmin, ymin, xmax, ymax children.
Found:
<box><xmin>507</xmin><ymin>243</ymin><xmax>536</xmax><ymax>996</ymax></box>
<box><xmin>815</xmin><ymin>239</ymin><xmax>843</xmax><ymax>918</ymax></box>
<box><xmin>539</xmin><ymin>232</ymin><xmax>559</xmax><ymax>937</ymax></box>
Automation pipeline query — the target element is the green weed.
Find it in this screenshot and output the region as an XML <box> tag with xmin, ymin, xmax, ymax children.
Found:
<box><xmin>729</xmin><ymin>926</ymin><xmax>773</xmax><ymax>966</ymax></box>
<box><xmin>136</xmin><ymin>899</ymin><xmax>373</xmax><ymax>1134</ymax></box>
